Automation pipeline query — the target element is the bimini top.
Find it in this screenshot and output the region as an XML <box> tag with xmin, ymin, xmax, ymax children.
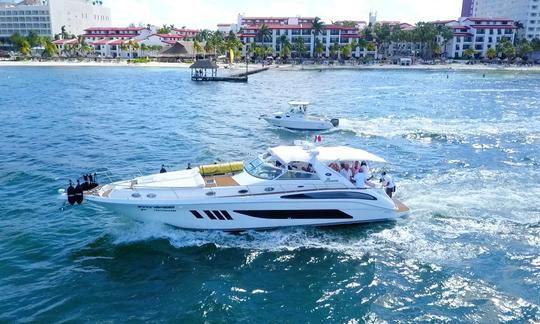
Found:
<box><xmin>268</xmin><ymin>145</ymin><xmax>387</xmax><ymax>164</ymax></box>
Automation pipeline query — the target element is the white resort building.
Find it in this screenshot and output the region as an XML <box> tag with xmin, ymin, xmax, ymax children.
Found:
<box><xmin>233</xmin><ymin>15</ymin><xmax>370</xmax><ymax>58</ymax></box>
<box><xmin>53</xmin><ymin>25</ymin><xmax>201</xmax><ymax>59</ymax></box>
<box><xmin>0</xmin><ymin>0</ymin><xmax>110</xmax><ymax>42</ymax></box>
<box><xmin>472</xmin><ymin>0</ymin><xmax>540</xmax><ymax>40</ymax></box>
<box><xmin>433</xmin><ymin>17</ymin><xmax>516</xmax><ymax>59</ymax></box>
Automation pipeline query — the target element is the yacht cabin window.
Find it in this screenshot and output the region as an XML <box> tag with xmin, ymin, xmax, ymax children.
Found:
<box><xmin>277</xmin><ymin>161</ymin><xmax>319</xmax><ymax>180</ymax></box>
<box><xmin>244</xmin><ymin>155</ymin><xmax>284</xmax><ymax>180</ymax></box>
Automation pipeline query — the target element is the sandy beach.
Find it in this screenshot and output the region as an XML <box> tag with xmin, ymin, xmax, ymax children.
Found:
<box><xmin>2</xmin><ymin>59</ymin><xmax>540</xmax><ymax>72</ymax></box>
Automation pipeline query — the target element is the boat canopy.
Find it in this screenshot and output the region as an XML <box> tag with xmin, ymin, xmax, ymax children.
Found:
<box><xmin>268</xmin><ymin>146</ymin><xmax>386</xmax><ymax>164</ymax></box>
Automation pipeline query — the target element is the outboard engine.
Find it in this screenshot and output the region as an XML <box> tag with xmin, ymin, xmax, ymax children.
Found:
<box><xmin>330</xmin><ymin>118</ymin><xmax>340</xmax><ymax>127</ymax></box>
<box><xmin>67</xmin><ymin>180</ymin><xmax>76</xmax><ymax>206</ymax></box>
<box><xmin>75</xmin><ymin>180</ymin><xmax>84</xmax><ymax>205</ymax></box>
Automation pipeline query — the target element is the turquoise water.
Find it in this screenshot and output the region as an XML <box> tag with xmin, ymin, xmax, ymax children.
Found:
<box><xmin>0</xmin><ymin>66</ymin><xmax>539</xmax><ymax>322</ymax></box>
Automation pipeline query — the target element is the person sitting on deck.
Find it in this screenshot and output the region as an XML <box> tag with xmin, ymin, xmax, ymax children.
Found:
<box><xmin>339</xmin><ymin>163</ymin><xmax>353</xmax><ymax>182</ymax></box>
<box><xmin>160</xmin><ymin>164</ymin><xmax>167</xmax><ymax>173</ymax></box>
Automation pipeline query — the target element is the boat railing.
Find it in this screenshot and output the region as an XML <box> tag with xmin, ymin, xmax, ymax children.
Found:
<box><xmin>204</xmin><ymin>182</ymin><xmax>352</xmax><ymax>198</ymax></box>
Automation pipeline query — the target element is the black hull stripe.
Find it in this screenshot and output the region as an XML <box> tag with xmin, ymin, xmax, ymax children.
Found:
<box><xmin>204</xmin><ymin>210</ymin><xmax>217</xmax><ymax>220</ymax></box>
<box><xmin>233</xmin><ymin>209</ymin><xmax>353</xmax><ymax>219</ymax></box>
<box><xmin>190</xmin><ymin>210</ymin><xmax>204</xmax><ymax>219</ymax></box>
<box><xmin>221</xmin><ymin>210</ymin><xmax>233</xmax><ymax>220</ymax></box>
<box><xmin>213</xmin><ymin>210</ymin><xmax>226</xmax><ymax>220</ymax></box>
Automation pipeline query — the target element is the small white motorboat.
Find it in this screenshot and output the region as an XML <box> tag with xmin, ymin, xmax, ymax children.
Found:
<box><xmin>260</xmin><ymin>101</ymin><xmax>339</xmax><ymax>131</ymax></box>
<box><xmin>68</xmin><ymin>142</ymin><xmax>409</xmax><ymax>231</ymax></box>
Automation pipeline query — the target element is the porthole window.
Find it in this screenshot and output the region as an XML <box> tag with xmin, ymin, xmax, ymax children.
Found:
<box><xmin>146</xmin><ymin>193</ymin><xmax>156</xmax><ymax>198</ymax></box>
<box><xmin>131</xmin><ymin>193</ymin><xmax>141</xmax><ymax>198</ymax></box>
<box><xmin>264</xmin><ymin>187</ymin><xmax>275</xmax><ymax>192</ymax></box>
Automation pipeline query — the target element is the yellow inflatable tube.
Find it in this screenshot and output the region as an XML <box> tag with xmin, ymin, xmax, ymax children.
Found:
<box><xmin>199</xmin><ymin>161</ymin><xmax>244</xmax><ymax>176</ymax></box>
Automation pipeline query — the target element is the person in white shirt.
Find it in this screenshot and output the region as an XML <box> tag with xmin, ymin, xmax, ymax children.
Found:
<box><xmin>380</xmin><ymin>171</ymin><xmax>396</xmax><ymax>197</ymax></box>
<box><xmin>354</xmin><ymin>171</ymin><xmax>375</xmax><ymax>188</ymax></box>
<box><xmin>339</xmin><ymin>163</ymin><xmax>353</xmax><ymax>182</ymax></box>
<box><xmin>360</xmin><ymin>161</ymin><xmax>371</xmax><ymax>179</ymax></box>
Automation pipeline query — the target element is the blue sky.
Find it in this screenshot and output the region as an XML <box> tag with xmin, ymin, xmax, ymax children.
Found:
<box><xmin>108</xmin><ymin>0</ymin><xmax>463</xmax><ymax>29</ymax></box>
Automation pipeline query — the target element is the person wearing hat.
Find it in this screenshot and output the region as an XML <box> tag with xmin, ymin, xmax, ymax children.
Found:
<box><xmin>380</xmin><ymin>171</ymin><xmax>396</xmax><ymax>198</ymax></box>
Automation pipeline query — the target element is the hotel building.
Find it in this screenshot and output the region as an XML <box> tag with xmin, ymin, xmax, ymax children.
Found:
<box><xmin>0</xmin><ymin>0</ymin><xmax>111</xmax><ymax>42</ymax></box>
<box><xmin>53</xmin><ymin>25</ymin><xmax>200</xmax><ymax>58</ymax></box>
<box><xmin>472</xmin><ymin>0</ymin><xmax>540</xmax><ymax>40</ymax></box>
<box><xmin>433</xmin><ymin>17</ymin><xmax>516</xmax><ymax>58</ymax></box>
<box><xmin>235</xmin><ymin>15</ymin><xmax>365</xmax><ymax>58</ymax></box>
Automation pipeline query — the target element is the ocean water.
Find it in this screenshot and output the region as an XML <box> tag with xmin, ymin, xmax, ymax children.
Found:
<box><xmin>0</xmin><ymin>66</ymin><xmax>539</xmax><ymax>322</ymax></box>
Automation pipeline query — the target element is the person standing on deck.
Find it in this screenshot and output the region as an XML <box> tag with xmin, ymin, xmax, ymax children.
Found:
<box><xmin>380</xmin><ymin>171</ymin><xmax>396</xmax><ymax>198</ymax></box>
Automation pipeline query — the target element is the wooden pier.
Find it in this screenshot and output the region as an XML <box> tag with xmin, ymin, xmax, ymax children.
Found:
<box><xmin>190</xmin><ymin>59</ymin><xmax>269</xmax><ymax>83</ymax></box>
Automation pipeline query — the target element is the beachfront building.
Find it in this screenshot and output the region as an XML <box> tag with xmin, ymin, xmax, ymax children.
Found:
<box><xmin>433</xmin><ymin>17</ymin><xmax>516</xmax><ymax>58</ymax></box>
<box><xmin>472</xmin><ymin>0</ymin><xmax>540</xmax><ymax>40</ymax></box>
<box><xmin>0</xmin><ymin>0</ymin><xmax>111</xmax><ymax>43</ymax></box>
<box><xmin>235</xmin><ymin>15</ymin><xmax>365</xmax><ymax>58</ymax></box>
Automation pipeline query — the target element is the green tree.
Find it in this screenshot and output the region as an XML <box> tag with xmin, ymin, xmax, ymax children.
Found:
<box><xmin>496</xmin><ymin>37</ymin><xmax>516</xmax><ymax>59</ymax></box>
<box><xmin>157</xmin><ymin>24</ymin><xmax>172</xmax><ymax>34</ymax></box>
<box><xmin>342</xmin><ymin>44</ymin><xmax>352</xmax><ymax>59</ymax></box>
<box><xmin>257</xmin><ymin>24</ymin><xmax>272</xmax><ymax>43</ymax></box>
<box><xmin>193</xmin><ymin>40</ymin><xmax>203</xmax><ymax>58</ymax></box>
<box><xmin>293</xmin><ymin>37</ymin><xmax>307</xmax><ymax>58</ymax></box>
<box><xmin>314</xmin><ymin>38</ymin><xmax>325</xmax><ymax>59</ymax></box>
<box><xmin>517</xmin><ymin>39</ymin><xmax>533</xmax><ymax>59</ymax></box>
<box><xmin>20</xmin><ymin>39</ymin><xmax>31</xmax><ymax>56</ymax></box>
<box><xmin>196</xmin><ymin>29</ymin><xmax>212</xmax><ymax>42</ymax></box>
<box><xmin>486</xmin><ymin>47</ymin><xmax>497</xmax><ymax>59</ymax></box>
<box><xmin>311</xmin><ymin>17</ymin><xmax>325</xmax><ymax>37</ymax></box>
<box><xmin>463</xmin><ymin>47</ymin><xmax>476</xmax><ymax>59</ymax></box>
<box><xmin>27</xmin><ymin>31</ymin><xmax>41</xmax><ymax>48</ymax></box>
<box><xmin>330</xmin><ymin>42</ymin><xmax>340</xmax><ymax>59</ymax></box>
<box><xmin>278</xmin><ymin>35</ymin><xmax>291</xmax><ymax>59</ymax></box>
<box><xmin>10</xmin><ymin>32</ymin><xmax>25</xmax><ymax>50</ymax></box>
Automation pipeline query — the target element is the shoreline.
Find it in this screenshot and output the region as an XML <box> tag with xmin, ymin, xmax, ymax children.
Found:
<box><xmin>1</xmin><ymin>60</ymin><xmax>540</xmax><ymax>72</ymax></box>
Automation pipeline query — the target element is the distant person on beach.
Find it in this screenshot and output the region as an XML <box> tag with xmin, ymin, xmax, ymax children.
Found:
<box><xmin>160</xmin><ymin>164</ymin><xmax>167</xmax><ymax>173</ymax></box>
<box><xmin>380</xmin><ymin>171</ymin><xmax>396</xmax><ymax>198</ymax></box>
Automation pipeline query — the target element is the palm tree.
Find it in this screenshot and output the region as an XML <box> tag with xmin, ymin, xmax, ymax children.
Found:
<box><xmin>463</xmin><ymin>47</ymin><xmax>476</xmax><ymax>60</ymax></box>
<box><xmin>277</xmin><ymin>35</ymin><xmax>291</xmax><ymax>60</ymax></box>
<box><xmin>314</xmin><ymin>38</ymin><xmax>325</xmax><ymax>60</ymax></box>
<box><xmin>120</xmin><ymin>41</ymin><xmax>129</xmax><ymax>58</ymax></box>
<box><xmin>294</xmin><ymin>37</ymin><xmax>307</xmax><ymax>59</ymax></box>
<box><xmin>311</xmin><ymin>17</ymin><xmax>325</xmax><ymax>37</ymax></box>
<box><xmin>342</xmin><ymin>44</ymin><xmax>352</xmax><ymax>59</ymax></box>
<box><xmin>196</xmin><ymin>29</ymin><xmax>212</xmax><ymax>42</ymax></box>
<box><xmin>77</xmin><ymin>35</ymin><xmax>92</xmax><ymax>57</ymax></box>
<box><xmin>21</xmin><ymin>39</ymin><xmax>31</xmax><ymax>56</ymax></box>
<box><xmin>193</xmin><ymin>40</ymin><xmax>203</xmax><ymax>59</ymax></box>
<box><xmin>257</xmin><ymin>24</ymin><xmax>272</xmax><ymax>43</ymax></box>
<box><xmin>486</xmin><ymin>47</ymin><xmax>497</xmax><ymax>60</ymax></box>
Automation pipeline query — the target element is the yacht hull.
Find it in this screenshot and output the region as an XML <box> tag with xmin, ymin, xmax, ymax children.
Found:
<box><xmin>86</xmin><ymin>191</ymin><xmax>404</xmax><ymax>230</ymax></box>
<box><xmin>263</xmin><ymin>117</ymin><xmax>334</xmax><ymax>131</ymax></box>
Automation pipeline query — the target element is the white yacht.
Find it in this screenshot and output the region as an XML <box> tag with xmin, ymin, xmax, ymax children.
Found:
<box><xmin>81</xmin><ymin>143</ymin><xmax>409</xmax><ymax>230</ymax></box>
<box><xmin>260</xmin><ymin>101</ymin><xmax>339</xmax><ymax>131</ymax></box>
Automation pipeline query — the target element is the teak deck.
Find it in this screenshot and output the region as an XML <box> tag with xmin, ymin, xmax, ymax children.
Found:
<box><xmin>204</xmin><ymin>176</ymin><xmax>240</xmax><ymax>187</ymax></box>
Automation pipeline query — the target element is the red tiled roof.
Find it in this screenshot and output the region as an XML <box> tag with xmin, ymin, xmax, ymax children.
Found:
<box><xmin>108</xmin><ymin>39</ymin><xmax>125</xmax><ymax>45</ymax></box>
<box><xmin>82</xmin><ymin>34</ymin><xmax>136</xmax><ymax>38</ymax></box>
<box><xmin>162</xmin><ymin>40</ymin><xmax>178</xmax><ymax>45</ymax></box>
<box><xmin>246</xmin><ymin>23</ymin><xmax>313</xmax><ymax>30</ymax></box>
<box><xmin>84</xmin><ymin>27</ymin><xmax>145</xmax><ymax>31</ymax></box>
<box><xmin>53</xmin><ymin>38</ymin><xmax>78</xmax><ymax>45</ymax></box>
<box><xmin>464</xmin><ymin>17</ymin><xmax>513</xmax><ymax>22</ymax></box>
<box><xmin>325</xmin><ymin>24</ymin><xmax>357</xmax><ymax>30</ymax></box>
<box><xmin>471</xmin><ymin>25</ymin><xmax>515</xmax><ymax>29</ymax></box>
<box><xmin>156</xmin><ymin>34</ymin><xmax>185</xmax><ymax>38</ymax></box>
<box><xmin>91</xmin><ymin>39</ymin><xmax>111</xmax><ymax>45</ymax></box>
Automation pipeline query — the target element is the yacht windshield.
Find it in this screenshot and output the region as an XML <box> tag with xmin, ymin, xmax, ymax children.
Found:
<box><xmin>245</xmin><ymin>157</ymin><xmax>284</xmax><ymax>180</ymax></box>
